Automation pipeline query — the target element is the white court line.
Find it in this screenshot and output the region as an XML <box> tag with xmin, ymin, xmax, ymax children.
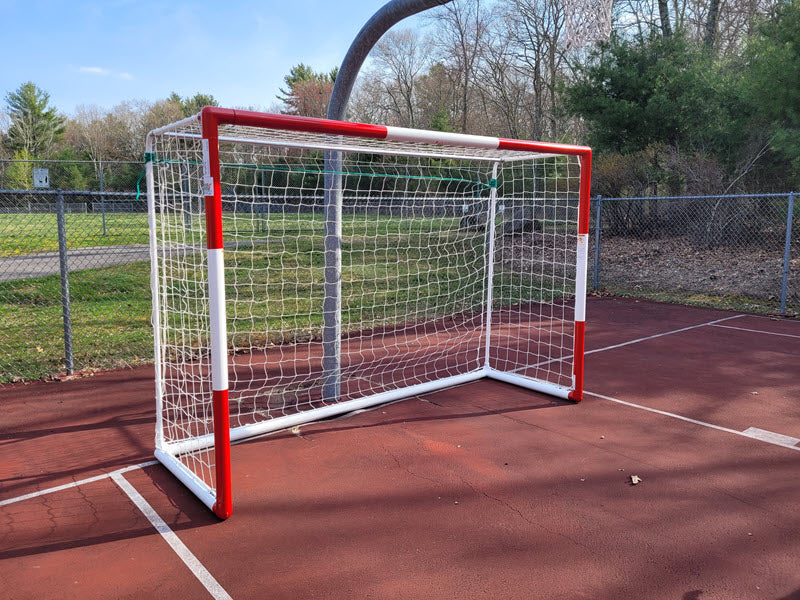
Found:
<box><xmin>742</xmin><ymin>427</ymin><xmax>800</xmax><ymax>447</ymax></box>
<box><xmin>111</xmin><ymin>472</ymin><xmax>232</xmax><ymax>600</ymax></box>
<box><xmin>586</xmin><ymin>391</ymin><xmax>800</xmax><ymax>451</ymax></box>
<box><xmin>523</xmin><ymin>313</ymin><xmax>746</xmax><ymax>371</ymax></box>
<box><xmin>582</xmin><ymin>314</ymin><xmax>745</xmax><ymax>357</ymax></box>
<box><xmin>0</xmin><ymin>461</ymin><xmax>157</xmax><ymax>508</ymax></box>
<box><xmin>710</xmin><ymin>323</ymin><xmax>800</xmax><ymax>340</ymax></box>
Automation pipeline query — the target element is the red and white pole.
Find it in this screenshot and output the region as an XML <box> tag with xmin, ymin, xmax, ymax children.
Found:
<box><xmin>568</xmin><ymin>151</ymin><xmax>592</xmax><ymax>402</ymax></box>
<box><xmin>201</xmin><ymin>108</ymin><xmax>233</xmax><ymax>519</ymax></box>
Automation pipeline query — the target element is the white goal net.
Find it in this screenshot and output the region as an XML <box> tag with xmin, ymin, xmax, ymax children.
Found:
<box><xmin>147</xmin><ymin>109</ymin><xmax>590</xmax><ymax>517</ymax></box>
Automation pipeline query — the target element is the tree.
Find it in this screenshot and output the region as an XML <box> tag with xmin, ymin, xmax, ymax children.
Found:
<box><xmin>741</xmin><ymin>0</ymin><xmax>800</xmax><ymax>180</ymax></box>
<box><xmin>168</xmin><ymin>92</ymin><xmax>219</xmax><ymax>117</ymax></box>
<box><xmin>4</xmin><ymin>150</ymin><xmax>33</xmax><ymax>189</ymax></box>
<box><xmin>4</xmin><ymin>82</ymin><xmax>66</xmax><ymax>158</ymax></box>
<box><xmin>371</xmin><ymin>29</ymin><xmax>431</xmax><ymax>128</ymax></box>
<box><xmin>562</xmin><ymin>33</ymin><xmax>733</xmax><ymax>154</ymax></box>
<box><xmin>278</xmin><ymin>63</ymin><xmax>336</xmax><ymax>118</ymax></box>
<box><xmin>429</xmin><ymin>0</ymin><xmax>492</xmax><ymax>133</ymax></box>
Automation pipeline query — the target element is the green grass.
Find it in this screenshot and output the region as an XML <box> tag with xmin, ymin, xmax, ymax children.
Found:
<box><xmin>0</xmin><ymin>261</ymin><xmax>154</xmax><ymax>382</ymax></box>
<box><xmin>0</xmin><ymin>212</ymin><xmax>571</xmax><ymax>383</ymax></box>
<box><xmin>595</xmin><ymin>285</ymin><xmax>799</xmax><ymax>317</ymax></box>
<box><xmin>0</xmin><ymin>212</ymin><xmax>151</xmax><ymax>256</ymax></box>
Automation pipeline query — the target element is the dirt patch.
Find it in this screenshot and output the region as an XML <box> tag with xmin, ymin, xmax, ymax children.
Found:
<box><xmin>597</xmin><ymin>235</ymin><xmax>797</xmax><ymax>302</ymax></box>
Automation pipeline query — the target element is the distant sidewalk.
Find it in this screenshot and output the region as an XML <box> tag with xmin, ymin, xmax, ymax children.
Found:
<box><xmin>0</xmin><ymin>244</ymin><xmax>151</xmax><ymax>282</ymax></box>
<box><xmin>0</xmin><ymin>239</ymin><xmax>265</xmax><ymax>282</ymax></box>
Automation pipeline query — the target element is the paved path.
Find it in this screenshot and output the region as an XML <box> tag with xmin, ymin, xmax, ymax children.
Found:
<box><xmin>0</xmin><ymin>245</ymin><xmax>152</xmax><ymax>282</ymax></box>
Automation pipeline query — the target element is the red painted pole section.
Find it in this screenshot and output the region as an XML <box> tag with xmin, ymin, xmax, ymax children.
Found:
<box><xmin>577</xmin><ymin>152</ymin><xmax>592</xmax><ymax>236</ymax></box>
<box><xmin>212</xmin><ymin>389</ymin><xmax>233</xmax><ymax>519</ymax></box>
<box><xmin>201</xmin><ymin>110</ymin><xmax>224</xmax><ymax>250</ymax></box>
<box><xmin>497</xmin><ymin>138</ymin><xmax>592</xmax><ymax>158</ymax></box>
<box><xmin>568</xmin><ymin>321</ymin><xmax>586</xmax><ymax>402</ymax></box>
<box><xmin>201</xmin><ymin>107</ymin><xmax>233</xmax><ymax>519</ymax></box>
<box><xmin>202</xmin><ymin>107</ymin><xmax>388</xmax><ymax>140</ymax></box>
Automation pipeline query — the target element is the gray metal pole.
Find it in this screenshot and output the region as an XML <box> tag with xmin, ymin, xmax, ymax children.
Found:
<box><xmin>56</xmin><ymin>191</ymin><xmax>74</xmax><ymax>374</ymax></box>
<box><xmin>99</xmin><ymin>163</ymin><xmax>107</xmax><ymax>236</ymax></box>
<box><xmin>780</xmin><ymin>192</ymin><xmax>794</xmax><ymax>314</ymax></box>
<box><xmin>593</xmin><ymin>196</ymin><xmax>602</xmax><ymax>291</ymax></box>
<box><xmin>321</xmin><ymin>0</ymin><xmax>453</xmax><ymax>403</ymax></box>
<box><xmin>321</xmin><ymin>160</ymin><xmax>343</xmax><ymax>402</ymax></box>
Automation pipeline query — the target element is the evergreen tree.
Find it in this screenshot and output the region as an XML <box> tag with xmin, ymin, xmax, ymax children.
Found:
<box><xmin>168</xmin><ymin>92</ymin><xmax>219</xmax><ymax>117</ymax></box>
<box><xmin>4</xmin><ymin>82</ymin><xmax>66</xmax><ymax>158</ymax></box>
<box><xmin>741</xmin><ymin>0</ymin><xmax>800</xmax><ymax>181</ymax></box>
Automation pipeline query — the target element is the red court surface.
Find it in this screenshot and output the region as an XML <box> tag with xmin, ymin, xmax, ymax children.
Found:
<box><xmin>1</xmin><ymin>297</ymin><xmax>799</xmax><ymax>599</ymax></box>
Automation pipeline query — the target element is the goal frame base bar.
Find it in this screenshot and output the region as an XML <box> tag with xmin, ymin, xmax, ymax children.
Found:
<box><xmin>155</xmin><ymin>368</ymin><xmax>576</xmax><ymax>516</ymax></box>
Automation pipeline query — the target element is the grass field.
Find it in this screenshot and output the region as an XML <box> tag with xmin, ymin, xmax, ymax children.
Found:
<box><xmin>0</xmin><ymin>212</ymin><xmax>151</xmax><ymax>256</ymax></box>
<box><xmin>0</xmin><ymin>261</ymin><xmax>153</xmax><ymax>381</ymax></box>
<box><xmin>0</xmin><ymin>211</ymin><xmax>573</xmax><ymax>382</ymax></box>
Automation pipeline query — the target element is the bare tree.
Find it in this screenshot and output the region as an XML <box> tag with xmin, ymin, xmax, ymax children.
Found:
<box><xmin>506</xmin><ymin>0</ymin><xmax>571</xmax><ymax>139</ymax></box>
<box><xmin>371</xmin><ymin>29</ymin><xmax>432</xmax><ymax>127</ymax></box>
<box><xmin>477</xmin><ymin>10</ymin><xmax>531</xmax><ymax>138</ymax></box>
<box><xmin>429</xmin><ymin>0</ymin><xmax>491</xmax><ymax>132</ymax></box>
<box><xmin>658</xmin><ymin>0</ymin><xmax>674</xmax><ymax>36</ymax></box>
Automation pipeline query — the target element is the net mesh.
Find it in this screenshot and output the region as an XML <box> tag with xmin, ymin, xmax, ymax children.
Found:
<box><xmin>563</xmin><ymin>0</ymin><xmax>613</xmax><ymax>50</ymax></box>
<box><xmin>149</xmin><ymin>117</ymin><xmax>581</xmax><ymax>495</ymax></box>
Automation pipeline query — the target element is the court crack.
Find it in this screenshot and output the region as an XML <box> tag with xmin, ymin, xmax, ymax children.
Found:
<box><xmin>380</xmin><ymin>444</ymin><xmax>445</xmax><ymax>488</ymax></box>
<box><xmin>381</xmin><ymin>439</ymin><xmax>597</xmax><ymax>554</ymax></box>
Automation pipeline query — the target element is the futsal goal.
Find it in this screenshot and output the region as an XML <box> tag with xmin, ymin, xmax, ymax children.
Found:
<box><xmin>146</xmin><ymin>107</ymin><xmax>591</xmax><ymax>518</ymax></box>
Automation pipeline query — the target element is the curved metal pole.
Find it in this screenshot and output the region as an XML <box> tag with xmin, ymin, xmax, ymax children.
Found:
<box><xmin>327</xmin><ymin>0</ymin><xmax>452</xmax><ymax>121</ymax></box>
<box><xmin>322</xmin><ymin>0</ymin><xmax>453</xmax><ymax>403</ymax></box>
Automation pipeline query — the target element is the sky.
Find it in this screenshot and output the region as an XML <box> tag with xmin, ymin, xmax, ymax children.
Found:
<box><xmin>0</xmin><ymin>0</ymin><xmax>431</xmax><ymax>117</ymax></box>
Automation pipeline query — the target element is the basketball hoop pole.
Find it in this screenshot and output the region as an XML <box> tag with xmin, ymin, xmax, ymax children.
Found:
<box><xmin>322</xmin><ymin>0</ymin><xmax>453</xmax><ymax>402</ymax></box>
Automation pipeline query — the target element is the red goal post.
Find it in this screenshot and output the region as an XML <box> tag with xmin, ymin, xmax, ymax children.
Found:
<box><xmin>147</xmin><ymin>107</ymin><xmax>591</xmax><ymax>519</ymax></box>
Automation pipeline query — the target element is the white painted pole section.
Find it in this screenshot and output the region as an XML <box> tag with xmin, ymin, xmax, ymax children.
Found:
<box><xmin>485</xmin><ymin>368</ymin><xmax>572</xmax><ymax>400</ymax></box>
<box><xmin>574</xmin><ymin>233</ymin><xmax>589</xmax><ymax>322</ymax></box>
<box><xmin>207</xmin><ymin>248</ymin><xmax>229</xmax><ymax>391</ymax></box>
<box><xmin>147</xmin><ymin>113</ymin><xmax>202</xmax><ymax>137</ymax></box>
<box><xmin>154</xmin><ymin>450</ymin><xmax>216</xmax><ymax>510</ymax></box>
<box><xmin>145</xmin><ymin>136</ymin><xmax>165</xmax><ymax>449</ymax></box>
<box><xmin>483</xmin><ymin>163</ymin><xmax>500</xmax><ymax>370</ymax></box>
<box><xmin>163</xmin><ymin>132</ymin><xmax>508</xmax><ymax>163</ymax></box>
<box><xmin>385</xmin><ymin>126</ymin><xmax>500</xmax><ymax>149</ymax></box>
<box><xmin>163</xmin><ymin>370</ymin><xmax>486</xmax><ymax>456</ymax></box>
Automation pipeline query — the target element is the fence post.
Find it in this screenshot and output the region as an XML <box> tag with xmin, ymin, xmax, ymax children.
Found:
<box><xmin>593</xmin><ymin>195</ymin><xmax>603</xmax><ymax>291</ymax></box>
<box><xmin>780</xmin><ymin>192</ymin><xmax>795</xmax><ymax>314</ymax></box>
<box><xmin>56</xmin><ymin>190</ymin><xmax>74</xmax><ymax>374</ymax></box>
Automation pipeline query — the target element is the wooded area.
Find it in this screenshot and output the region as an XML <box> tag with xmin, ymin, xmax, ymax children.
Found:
<box><xmin>1</xmin><ymin>0</ymin><xmax>798</xmax><ymax>194</ymax></box>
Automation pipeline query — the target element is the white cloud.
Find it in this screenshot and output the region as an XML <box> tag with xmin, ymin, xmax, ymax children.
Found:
<box><xmin>79</xmin><ymin>66</ymin><xmax>110</xmax><ymax>75</ymax></box>
<box><xmin>77</xmin><ymin>66</ymin><xmax>133</xmax><ymax>80</ymax></box>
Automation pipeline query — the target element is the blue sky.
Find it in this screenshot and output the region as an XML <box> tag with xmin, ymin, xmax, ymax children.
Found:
<box><xmin>0</xmin><ymin>0</ymin><xmax>429</xmax><ymax>116</ymax></box>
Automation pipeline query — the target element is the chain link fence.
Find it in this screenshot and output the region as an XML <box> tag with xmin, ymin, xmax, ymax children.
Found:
<box><xmin>591</xmin><ymin>193</ymin><xmax>798</xmax><ymax>313</ymax></box>
<box><xmin>0</xmin><ymin>189</ymin><xmax>151</xmax><ymax>382</ymax></box>
<box><xmin>0</xmin><ymin>159</ymin><xmax>144</xmax><ymax>192</ymax></box>
<box><xmin>0</xmin><ymin>184</ymin><xmax>797</xmax><ymax>383</ymax></box>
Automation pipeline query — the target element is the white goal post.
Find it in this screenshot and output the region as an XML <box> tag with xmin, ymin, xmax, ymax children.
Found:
<box><xmin>146</xmin><ymin>107</ymin><xmax>592</xmax><ymax>518</ymax></box>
